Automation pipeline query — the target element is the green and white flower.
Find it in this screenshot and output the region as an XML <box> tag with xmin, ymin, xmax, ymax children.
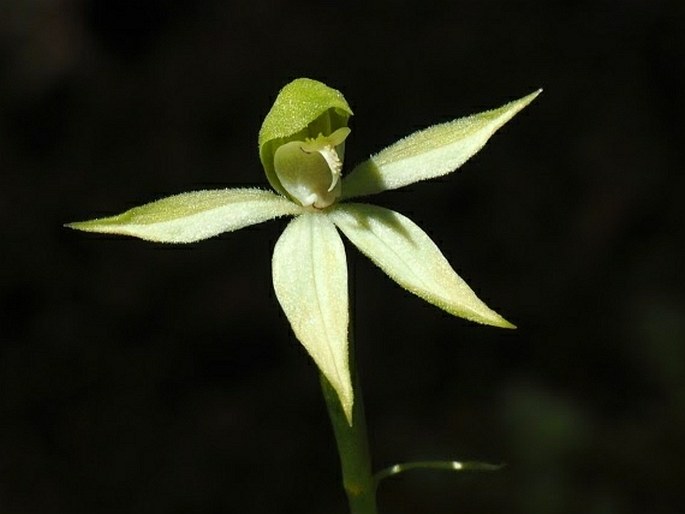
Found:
<box><xmin>68</xmin><ymin>78</ymin><xmax>540</xmax><ymax>423</ymax></box>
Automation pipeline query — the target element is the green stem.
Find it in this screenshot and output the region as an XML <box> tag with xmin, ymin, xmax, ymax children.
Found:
<box><xmin>320</xmin><ymin>357</ymin><xmax>378</xmax><ymax>514</ymax></box>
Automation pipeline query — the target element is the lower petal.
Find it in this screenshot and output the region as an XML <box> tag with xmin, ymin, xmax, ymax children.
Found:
<box><xmin>272</xmin><ymin>213</ymin><xmax>354</xmax><ymax>423</ymax></box>
<box><xmin>330</xmin><ymin>203</ymin><xmax>515</xmax><ymax>328</ymax></box>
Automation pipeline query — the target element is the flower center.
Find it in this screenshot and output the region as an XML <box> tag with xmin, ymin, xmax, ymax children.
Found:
<box><xmin>274</xmin><ymin>127</ymin><xmax>350</xmax><ymax>209</ymax></box>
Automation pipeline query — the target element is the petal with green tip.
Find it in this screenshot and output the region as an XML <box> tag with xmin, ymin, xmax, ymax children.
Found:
<box><xmin>272</xmin><ymin>212</ymin><xmax>354</xmax><ymax>422</ymax></box>
<box><xmin>66</xmin><ymin>188</ymin><xmax>302</xmax><ymax>243</ymax></box>
<box><xmin>330</xmin><ymin>203</ymin><xmax>515</xmax><ymax>328</ymax></box>
<box><xmin>341</xmin><ymin>90</ymin><xmax>541</xmax><ymax>199</ymax></box>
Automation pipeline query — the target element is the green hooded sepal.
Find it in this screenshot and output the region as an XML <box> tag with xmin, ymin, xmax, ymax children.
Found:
<box><xmin>259</xmin><ymin>78</ymin><xmax>353</xmax><ymax>198</ymax></box>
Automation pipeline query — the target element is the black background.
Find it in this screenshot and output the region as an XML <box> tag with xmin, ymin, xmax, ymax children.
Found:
<box><xmin>1</xmin><ymin>1</ymin><xmax>684</xmax><ymax>513</ymax></box>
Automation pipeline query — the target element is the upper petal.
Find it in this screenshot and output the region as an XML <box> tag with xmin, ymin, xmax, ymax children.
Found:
<box><xmin>272</xmin><ymin>212</ymin><xmax>354</xmax><ymax>423</ymax></box>
<box><xmin>66</xmin><ymin>188</ymin><xmax>303</xmax><ymax>243</ymax></box>
<box><xmin>259</xmin><ymin>78</ymin><xmax>353</xmax><ymax>197</ymax></box>
<box><xmin>341</xmin><ymin>90</ymin><xmax>541</xmax><ymax>199</ymax></box>
<box><xmin>329</xmin><ymin>203</ymin><xmax>515</xmax><ymax>328</ymax></box>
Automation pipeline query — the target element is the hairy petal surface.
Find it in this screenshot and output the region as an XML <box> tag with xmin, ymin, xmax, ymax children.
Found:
<box><xmin>66</xmin><ymin>188</ymin><xmax>302</xmax><ymax>243</ymax></box>
<box><xmin>330</xmin><ymin>203</ymin><xmax>515</xmax><ymax>328</ymax></box>
<box><xmin>272</xmin><ymin>213</ymin><xmax>353</xmax><ymax>422</ymax></box>
<box><xmin>342</xmin><ymin>90</ymin><xmax>541</xmax><ymax>199</ymax></box>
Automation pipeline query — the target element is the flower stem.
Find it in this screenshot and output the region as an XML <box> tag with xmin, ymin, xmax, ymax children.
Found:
<box><xmin>320</xmin><ymin>355</ymin><xmax>378</xmax><ymax>514</ymax></box>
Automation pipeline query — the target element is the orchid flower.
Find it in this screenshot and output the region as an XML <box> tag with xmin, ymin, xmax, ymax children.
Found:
<box><xmin>67</xmin><ymin>78</ymin><xmax>540</xmax><ymax>423</ymax></box>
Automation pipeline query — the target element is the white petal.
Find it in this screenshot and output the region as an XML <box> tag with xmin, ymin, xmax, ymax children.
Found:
<box><xmin>66</xmin><ymin>188</ymin><xmax>302</xmax><ymax>243</ymax></box>
<box><xmin>342</xmin><ymin>90</ymin><xmax>541</xmax><ymax>199</ymax></box>
<box><xmin>330</xmin><ymin>203</ymin><xmax>514</xmax><ymax>328</ymax></box>
<box><xmin>272</xmin><ymin>213</ymin><xmax>354</xmax><ymax>422</ymax></box>
<box><xmin>274</xmin><ymin>142</ymin><xmax>340</xmax><ymax>208</ymax></box>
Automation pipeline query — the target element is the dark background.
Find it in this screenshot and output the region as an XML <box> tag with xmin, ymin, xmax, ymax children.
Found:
<box><xmin>1</xmin><ymin>1</ymin><xmax>684</xmax><ymax>513</ymax></box>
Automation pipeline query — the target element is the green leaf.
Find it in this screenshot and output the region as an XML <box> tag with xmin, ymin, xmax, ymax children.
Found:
<box><xmin>330</xmin><ymin>203</ymin><xmax>515</xmax><ymax>328</ymax></box>
<box><xmin>271</xmin><ymin>212</ymin><xmax>354</xmax><ymax>422</ymax></box>
<box><xmin>66</xmin><ymin>188</ymin><xmax>302</xmax><ymax>243</ymax></box>
<box><xmin>374</xmin><ymin>460</ymin><xmax>504</xmax><ymax>485</ymax></box>
<box><xmin>341</xmin><ymin>89</ymin><xmax>541</xmax><ymax>199</ymax></box>
<box><xmin>259</xmin><ymin>78</ymin><xmax>353</xmax><ymax>197</ymax></box>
